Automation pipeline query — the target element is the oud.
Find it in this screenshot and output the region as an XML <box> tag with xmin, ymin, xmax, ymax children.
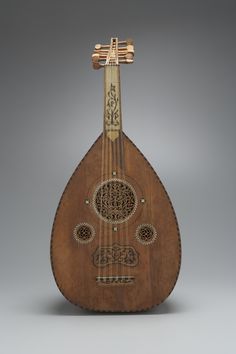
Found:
<box><xmin>51</xmin><ymin>38</ymin><xmax>181</xmax><ymax>312</ymax></box>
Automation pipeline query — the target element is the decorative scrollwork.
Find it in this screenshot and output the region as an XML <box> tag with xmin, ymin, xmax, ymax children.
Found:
<box><xmin>73</xmin><ymin>223</ymin><xmax>95</xmax><ymax>244</ymax></box>
<box><xmin>105</xmin><ymin>84</ymin><xmax>120</xmax><ymax>128</ymax></box>
<box><xmin>93</xmin><ymin>243</ymin><xmax>139</xmax><ymax>267</ymax></box>
<box><xmin>136</xmin><ymin>224</ymin><xmax>157</xmax><ymax>245</ymax></box>
<box><xmin>93</xmin><ymin>178</ymin><xmax>138</xmax><ymax>224</ymax></box>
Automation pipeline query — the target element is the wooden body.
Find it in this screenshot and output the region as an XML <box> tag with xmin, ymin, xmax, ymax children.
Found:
<box><xmin>50</xmin><ymin>133</ymin><xmax>181</xmax><ymax>312</ymax></box>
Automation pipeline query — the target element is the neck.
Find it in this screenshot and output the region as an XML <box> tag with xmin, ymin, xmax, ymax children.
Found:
<box><xmin>103</xmin><ymin>65</ymin><xmax>122</xmax><ymax>141</ymax></box>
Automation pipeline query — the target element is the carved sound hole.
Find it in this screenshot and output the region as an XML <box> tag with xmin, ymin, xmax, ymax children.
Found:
<box><xmin>136</xmin><ymin>224</ymin><xmax>157</xmax><ymax>245</ymax></box>
<box><xmin>93</xmin><ymin>179</ymin><xmax>137</xmax><ymax>223</ymax></box>
<box><xmin>73</xmin><ymin>223</ymin><xmax>95</xmax><ymax>244</ymax></box>
<box><xmin>93</xmin><ymin>243</ymin><xmax>139</xmax><ymax>267</ymax></box>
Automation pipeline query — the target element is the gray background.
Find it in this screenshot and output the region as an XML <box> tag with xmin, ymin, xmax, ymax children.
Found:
<box><xmin>1</xmin><ymin>0</ymin><xmax>236</xmax><ymax>353</ymax></box>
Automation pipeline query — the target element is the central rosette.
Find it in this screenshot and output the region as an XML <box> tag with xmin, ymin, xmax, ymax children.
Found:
<box><xmin>93</xmin><ymin>178</ymin><xmax>137</xmax><ymax>223</ymax></box>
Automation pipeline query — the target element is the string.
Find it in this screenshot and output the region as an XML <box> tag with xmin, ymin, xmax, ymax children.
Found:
<box><xmin>116</xmin><ymin>63</ymin><xmax>121</xmax><ymax>283</ymax></box>
<box><xmin>106</xmin><ymin>50</ymin><xmax>113</xmax><ymax>282</ymax></box>
<box><xmin>97</xmin><ymin>64</ymin><xmax>106</xmax><ymax>283</ymax></box>
<box><xmin>112</xmin><ymin>43</ymin><xmax>118</xmax><ymax>283</ymax></box>
<box><xmin>115</xmin><ymin>41</ymin><xmax>122</xmax><ymax>283</ymax></box>
<box><xmin>109</xmin><ymin>62</ymin><xmax>113</xmax><ymax>281</ymax></box>
<box><xmin>97</xmin><ymin>38</ymin><xmax>130</xmax><ymax>284</ymax></box>
<box><xmin>115</xmin><ymin>63</ymin><xmax>119</xmax><ymax>282</ymax></box>
<box><xmin>104</xmin><ymin>61</ymin><xmax>111</xmax><ymax>282</ymax></box>
<box><xmin>118</xmin><ymin>67</ymin><xmax>129</xmax><ymax>281</ymax></box>
<box><xmin>104</xmin><ymin>65</ymin><xmax>109</xmax><ymax>282</ymax></box>
<box><xmin>115</xmin><ymin>64</ymin><xmax>120</xmax><ymax>280</ymax></box>
<box><xmin>111</xmin><ymin>46</ymin><xmax>118</xmax><ymax>282</ymax></box>
<box><xmin>109</xmin><ymin>41</ymin><xmax>118</xmax><ymax>282</ymax></box>
<box><xmin>111</xmin><ymin>61</ymin><xmax>117</xmax><ymax>282</ymax></box>
<box><xmin>117</xmin><ymin>65</ymin><xmax>122</xmax><ymax>281</ymax></box>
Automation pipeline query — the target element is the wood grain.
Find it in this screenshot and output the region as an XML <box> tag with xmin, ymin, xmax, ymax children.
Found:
<box><xmin>50</xmin><ymin>133</ymin><xmax>181</xmax><ymax>312</ymax></box>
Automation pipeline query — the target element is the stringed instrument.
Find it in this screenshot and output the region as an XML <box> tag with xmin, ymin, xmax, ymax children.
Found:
<box><xmin>50</xmin><ymin>37</ymin><xmax>181</xmax><ymax>312</ymax></box>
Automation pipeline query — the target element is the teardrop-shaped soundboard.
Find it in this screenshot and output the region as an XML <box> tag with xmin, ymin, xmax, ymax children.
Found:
<box><xmin>50</xmin><ymin>38</ymin><xmax>181</xmax><ymax>312</ymax></box>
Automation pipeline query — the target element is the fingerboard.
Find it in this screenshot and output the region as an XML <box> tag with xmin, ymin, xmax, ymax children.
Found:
<box><xmin>103</xmin><ymin>65</ymin><xmax>122</xmax><ymax>141</ymax></box>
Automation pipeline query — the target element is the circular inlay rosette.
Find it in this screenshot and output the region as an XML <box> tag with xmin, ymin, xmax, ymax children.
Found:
<box><xmin>73</xmin><ymin>222</ymin><xmax>95</xmax><ymax>244</ymax></box>
<box><xmin>92</xmin><ymin>178</ymin><xmax>138</xmax><ymax>224</ymax></box>
<box><xmin>135</xmin><ymin>224</ymin><xmax>157</xmax><ymax>245</ymax></box>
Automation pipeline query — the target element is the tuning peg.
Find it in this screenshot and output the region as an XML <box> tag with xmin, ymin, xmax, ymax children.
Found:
<box><xmin>126</xmin><ymin>38</ymin><xmax>133</xmax><ymax>45</ymax></box>
<box><xmin>92</xmin><ymin>53</ymin><xmax>104</xmax><ymax>69</ymax></box>
<box><xmin>118</xmin><ymin>40</ymin><xmax>127</xmax><ymax>45</ymax></box>
<box><xmin>92</xmin><ymin>38</ymin><xmax>134</xmax><ymax>68</ymax></box>
<box><xmin>127</xmin><ymin>44</ymin><xmax>134</xmax><ymax>54</ymax></box>
<box><xmin>125</xmin><ymin>53</ymin><xmax>134</xmax><ymax>60</ymax></box>
<box><xmin>92</xmin><ymin>53</ymin><xmax>99</xmax><ymax>60</ymax></box>
<box><xmin>95</xmin><ymin>43</ymin><xmax>110</xmax><ymax>49</ymax></box>
<box><xmin>95</xmin><ymin>49</ymin><xmax>108</xmax><ymax>54</ymax></box>
<box><xmin>119</xmin><ymin>58</ymin><xmax>134</xmax><ymax>64</ymax></box>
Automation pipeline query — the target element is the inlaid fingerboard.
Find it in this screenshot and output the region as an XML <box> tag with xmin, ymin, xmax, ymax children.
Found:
<box><xmin>104</xmin><ymin>65</ymin><xmax>122</xmax><ymax>141</ymax></box>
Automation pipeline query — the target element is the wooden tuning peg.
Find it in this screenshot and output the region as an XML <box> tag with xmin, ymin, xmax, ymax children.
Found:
<box><xmin>92</xmin><ymin>53</ymin><xmax>103</xmax><ymax>69</ymax></box>
<box><xmin>95</xmin><ymin>44</ymin><xmax>102</xmax><ymax>50</ymax></box>
<box><xmin>95</xmin><ymin>43</ymin><xmax>110</xmax><ymax>49</ymax></box>
<box><xmin>127</xmin><ymin>44</ymin><xmax>134</xmax><ymax>54</ymax></box>
<box><xmin>125</xmin><ymin>52</ymin><xmax>134</xmax><ymax>60</ymax></box>
<box><xmin>126</xmin><ymin>38</ymin><xmax>133</xmax><ymax>45</ymax></box>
